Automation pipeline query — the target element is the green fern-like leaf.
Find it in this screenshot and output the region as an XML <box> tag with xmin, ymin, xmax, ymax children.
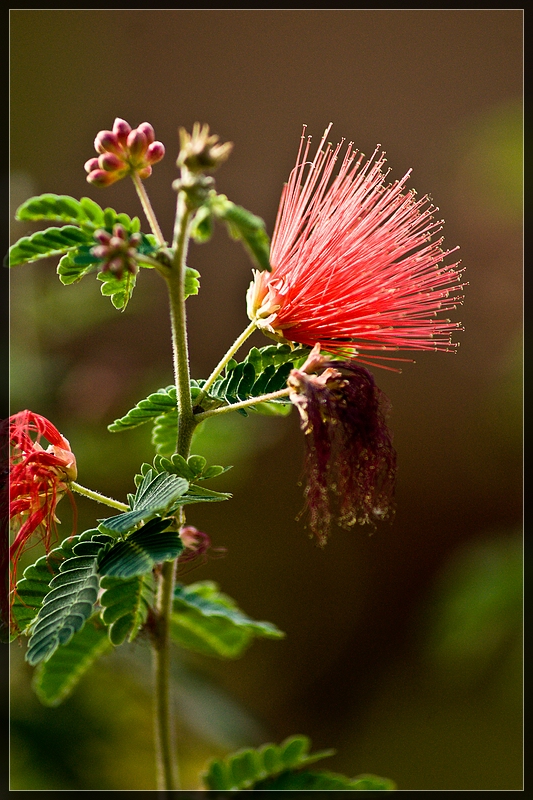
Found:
<box><xmin>11</xmin><ymin>529</ymin><xmax>109</xmax><ymax>634</ymax></box>
<box><xmin>184</xmin><ymin>267</ymin><xmax>201</xmax><ymax>298</ymax></box>
<box><xmin>171</xmin><ymin>581</ymin><xmax>284</xmax><ymax>659</ymax></box>
<box><xmin>98</xmin><ymin>517</ymin><xmax>184</xmax><ymax>577</ymax></box>
<box><xmin>15</xmin><ymin>193</ymin><xmax>105</xmax><ymax>227</ymax></box>
<box><xmin>98</xmin><ymin>473</ymin><xmax>189</xmax><ymax>534</ymax></box>
<box><xmin>99</xmin><ymin>572</ymin><xmax>154</xmax><ymax>645</ymax></box>
<box><xmin>25</xmin><ymin>533</ymin><xmax>115</xmax><ymax>666</ymax></box>
<box><xmin>201</xmin><ymin>735</ymin><xmax>335</xmax><ymax>790</ymax></box>
<box><xmin>8</xmin><ymin>225</ymin><xmax>92</xmax><ymax>266</ymax></box>
<box><xmin>211</xmin><ymin>195</ymin><xmax>271</xmax><ymax>272</ymax></box>
<box><xmin>32</xmin><ymin>616</ymin><xmax>111</xmax><ymax>706</ymax></box>
<box><xmin>108</xmin><ymin>386</ymin><xmax>177</xmax><ymax>432</ymax></box>
<box><xmin>255</xmin><ymin>770</ymin><xmax>397</xmax><ymax>790</ymax></box>
<box><xmin>97</xmin><ymin>269</ymin><xmax>137</xmax><ymax>310</ymax></box>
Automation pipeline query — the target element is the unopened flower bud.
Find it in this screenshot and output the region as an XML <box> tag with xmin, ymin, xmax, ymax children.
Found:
<box><xmin>94</xmin><ymin>130</ymin><xmax>122</xmax><ymax>156</ymax></box>
<box><xmin>112</xmin><ymin>117</ymin><xmax>132</xmax><ymax>144</ymax></box>
<box><xmin>177</xmin><ymin>123</ymin><xmax>233</xmax><ymax>174</ymax></box>
<box><xmin>84</xmin><ymin>157</ymin><xmax>100</xmax><ymax>174</ymax></box>
<box><xmin>126</xmin><ymin>129</ymin><xmax>148</xmax><ymax>160</ymax></box>
<box><xmin>137</xmin><ymin>122</ymin><xmax>155</xmax><ymax>144</ymax></box>
<box><xmin>86</xmin><ymin>119</ymin><xmax>164</xmax><ymax>187</ymax></box>
<box><xmin>86</xmin><ymin>169</ymin><xmax>120</xmax><ymax>187</ymax></box>
<box><xmin>99</xmin><ymin>152</ymin><xmax>126</xmax><ymax>172</ymax></box>
<box><xmin>146</xmin><ymin>141</ymin><xmax>165</xmax><ymax>164</ymax></box>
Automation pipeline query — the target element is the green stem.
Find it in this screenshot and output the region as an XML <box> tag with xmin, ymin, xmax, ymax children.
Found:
<box><xmin>70</xmin><ymin>482</ymin><xmax>129</xmax><ymax>511</ymax></box>
<box><xmin>152</xmin><ymin>189</ymin><xmax>197</xmax><ymax>792</ymax></box>
<box><xmin>153</xmin><ymin>559</ymin><xmax>179</xmax><ymax>791</ymax></box>
<box><xmin>131</xmin><ymin>172</ymin><xmax>167</xmax><ymax>247</ymax></box>
<box><xmin>196</xmin><ymin>319</ymin><xmax>257</xmax><ymax>404</ymax></box>
<box><xmin>195</xmin><ymin>387</ymin><xmax>291</xmax><ymax>422</ymax></box>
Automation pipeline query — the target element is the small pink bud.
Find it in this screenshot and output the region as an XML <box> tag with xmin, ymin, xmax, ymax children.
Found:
<box><xmin>91</xmin><ymin>244</ymin><xmax>109</xmax><ymax>259</ymax></box>
<box><xmin>146</xmin><ymin>141</ymin><xmax>165</xmax><ymax>164</ymax></box>
<box><xmin>137</xmin><ymin>122</ymin><xmax>155</xmax><ymax>145</ymax></box>
<box><xmin>86</xmin><ymin>169</ymin><xmax>119</xmax><ymax>187</ymax></box>
<box><xmin>108</xmin><ymin>257</ymin><xmax>124</xmax><ymax>274</ymax></box>
<box><xmin>94</xmin><ymin>229</ymin><xmax>112</xmax><ymax>245</ymax></box>
<box><xmin>126</xmin><ymin>129</ymin><xmax>148</xmax><ymax>160</ymax></box>
<box><xmin>84</xmin><ymin>157</ymin><xmax>100</xmax><ymax>174</ymax></box>
<box><xmin>112</xmin><ymin>224</ymin><xmax>127</xmax><ymax>240</ymax></box>
<box><xmin>129</xmin><ymin>232</ymin><xmax>142</xmax><ymax>247</ymax></box>
<box><xmin>98</xmin><ymin>152</ymin><xmax>125</xmax><ymax>172</ymax></box>
<box><xmin>113</xmin><ymin>118</ymin><xmax>132</xmax><ymax>144</ymax></box>
<box><xmin>94</xmin><ymin>130</ymin><xmax>122</xmax><ymax>155</ymax></box>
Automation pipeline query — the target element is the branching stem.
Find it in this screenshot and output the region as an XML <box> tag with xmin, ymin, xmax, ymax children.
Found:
<box><xmin>70</xmin><ymin>482</ymin><xmax>129</xmax><ymax>511</ymax></box>
<box><xmin>131</xmin><ymin>172</ymin><xmax>167</xmax><ymax>247</ymax></box>
<box><xmin>195</xmin><ymin>387</ymin><xmax>291</xmax><ymax>422</ymax></box>
<box><xmin>195</xmin><ymin>319</ymin><xmax>257</xmax><ymax>404</ymax></box>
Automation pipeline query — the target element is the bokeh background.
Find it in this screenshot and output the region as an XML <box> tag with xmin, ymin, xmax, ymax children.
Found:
<box><xmin>9</xmin><ymin>9</ymin><xmax>523</xmax><ymax>791</ymax></box>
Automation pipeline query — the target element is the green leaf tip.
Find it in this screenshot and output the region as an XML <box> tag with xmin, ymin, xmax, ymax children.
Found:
<box><xmin>202</xmin><ymin>734</ymin><xmax>395</xmax><ymax>791</ymax></box>
<box><xmin>171</xmin><ymin>580</ymin><xmax>284</xmax><ymax>659</ymax></box>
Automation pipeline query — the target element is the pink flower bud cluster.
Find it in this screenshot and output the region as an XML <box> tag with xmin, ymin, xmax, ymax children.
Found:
<box><xmin>91</xmin><ymin>224</ymin><xmax>142</xmax><ymax>278</ymax></box>
<box><xmin>85</xmin><ymin>118</ymin><xmax>165</xmax><ymax>187</ymax></box>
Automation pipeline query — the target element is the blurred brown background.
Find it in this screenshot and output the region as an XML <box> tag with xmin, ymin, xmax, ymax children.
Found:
<box><xmin>9</xmin><ymin>9</ymin><xmax>522</xmax><ymax>791</ymax></box>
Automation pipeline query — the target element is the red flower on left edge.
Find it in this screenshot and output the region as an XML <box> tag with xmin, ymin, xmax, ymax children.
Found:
<box><xmin>9</xmin><ymin>411</ymin><xmax>77</xmax><ymax>585</ymax></box>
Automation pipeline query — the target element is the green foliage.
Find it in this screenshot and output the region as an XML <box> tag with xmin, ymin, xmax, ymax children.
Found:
<box><xmin>8</xmin><ymin>225</ymin><xmax>92</xmax><ymax>266</ymax></box>
<box><xmin>99</xmin><ymin>573</ymin><xmax>154</xmax><ymax>645</ymax></box>
<box><xmin>184</xmin><ymin>266</ymin><xmax>201</xmax><ymax>298</ymax></box>
<box><xmin>98</xmin><ymin>517</ymin><xmax>184</xmax><ymax>578</ymax></box>
<box><xmin>202</xmin><ymin>734</ymin><xmax>395</xmax><ymax>790</ymax></box>
<box><xmin>25</xmin><ymin>532</ymin><xmax>115</xmax><ymax>666</ymax></box>
<box><xmin>97</xmin><ymin>268</ymin><xmax>137</xmax><ymax>310</ymax></box>
<box><xmin>32</xmin><ymin>617</ymin><xmax>111</xmax><ymax>706</ymax></box>
<box><xmin>208</xmin><ymin>342</ymin><xmax>309</xmax><ymax>415</ymax></box>
<box><xmin>10</xmin><ymin>193</ymin><xmax>160</xmax><ymax>309</ymax></box>
<box><xmin>190</xmin><ymin>191</ymin><xmax>271</xmax><ymax>272</ymax></box>
<box><xmin>202</xmin><ymin>735</ymin><xmax>334</xmax><ymax>790</ymax></box>
<box><xmin>108</xmin><ymin>386</ymin><xmax>177</xmax><ymax>432</ymax></box>
<box><xmin>15</xmin><ymin>193</ymin><xmax>105</xmax><ymax>227</ymax></box>
<box><xmin>108</xmin><ymin>342</ymin><xmax>309</xmax><ymax>454</ymax></box>
<box><xmin>98</xmin><ymin>472</ymin><xmax>189</xmax><ymax>534</ymax></box>
<box><xmin>255</xmin><ymin>770</ymin><xmax>397</xmax><ymax>790</ymax></box>
<box><xmin>137</xmin><ymin>453</ymin><xmax>231</xmax><ymax>484</ymax></box>
<box><xmin>171</xmin><ymin>580</ymin><xmax>284</xmax><ymax>659</ymax></box>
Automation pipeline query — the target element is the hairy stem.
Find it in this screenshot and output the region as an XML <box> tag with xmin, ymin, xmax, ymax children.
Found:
<box><xmin>131</xmin><ymin>172</ymin><xmax>167</xmax><ymax>247</ymax></box>
<box><xmin>152</xmin><ymin>189</ymin><xmax>197</xmax><ymax>792</ymax></box>
<box><xmin>195</xmin><ymin>387</ymin><xmax>291</xmax><ymax>422</ymax></box>
<box><xmin>195</xmin><ymin>319</ymin><xmax>257</xmax><ymax>404</ymax></box>
<box><xmin>70</xmin><ymin>482</ymin><xmax>129</xmax><ymax>511</ymax></box>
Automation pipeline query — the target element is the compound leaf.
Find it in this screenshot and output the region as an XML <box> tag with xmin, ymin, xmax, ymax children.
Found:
<box><xmin>32</xmin><ymin>617</ymin><xmax>111</xmax><ymax>706</ymax></box>
<box><xmin>98</xmin><ymin>517</ymin><xmax>184</xmax><ymax>578</ymax></box>
<box><xmin>99</xmin><ymin>572</ymin><xmax>154</xmax><ymax>644</ymax></box>
<box><xmin>25</xmin><ymin>533</ymin><xmax>114</xmax><ymax>666</ymax></box>
<box><xmin>98</xmin><ymin>473</ymin><xmax>189</xmax><ymax>534</ymax></box>
<box><xmin>15</xmin><ymin>193</ymin><xmax>105</xmax><ymax>227</ymax></box>
<box><xmin>8</xmin><ymin>225</ymin><xmax>92</xmax><ymax>266</ymax></box>
<box><xmin>171</xmin><ymin>580</ymin><xmax>284</xmax><ymax>659</ymax></box>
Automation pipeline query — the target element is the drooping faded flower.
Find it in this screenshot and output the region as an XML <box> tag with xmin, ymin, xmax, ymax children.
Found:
<box><xmin>288</xmin><ymin>345</ymin><xmax>396</xmax><ymax>545</ymax></box>
<box><xmin>248</xmin><ymin>124</ymin><xmax>464</xmax><ymax>367</ymax></box>
<box><xmin>9</xmin><ymin>411</ymin><xmax>77</xmax><ymax>584</ymax></box>
<box><xmin>177</xmin><ymin>525</ymin><xmax>226</xmax><ymax>575</ymax></box>
<box><xmin>85</xmin><ymin>118</ymin><xmax>165</xmax><ymax>187</ymax></box>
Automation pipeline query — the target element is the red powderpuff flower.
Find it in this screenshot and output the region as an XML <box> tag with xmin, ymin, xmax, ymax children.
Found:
<box><xmin>247</xmin><ymin>124</ymin><xmax>465</xmax><ymax>367</ymax></box>
<box><xmin>9</xmin><ymin>411</ymin><xmax>77</xmax><ymax>586</ymax></box>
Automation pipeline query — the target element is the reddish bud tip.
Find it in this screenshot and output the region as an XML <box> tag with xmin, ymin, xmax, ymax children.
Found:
<box><xmin>126</xmin><ymin>129</ymin><xmax>148</xmax><ymax>160</ymax></box>
<box><xmin>146</xmin><ymin>141</ymin><xmax>165</xmax><ymax>164</ymax></box>
<box><xmin>94</xmin><ymin>130</ymin><xmax>121</xmax><ymax>156</ymax></box>
<box><xmin>113</xmin><ymin>118</ymin><xmax>132</xmax><ymax>144</ymax></box>
<box><xmin>98</xmin><ymin>152</ymin><xmax>126</xmax><ymax>172</ymax></box>
<box><xmin>86</xmin><ymin>169</ymin><xmax>119</xmax><ymax>187</ymax></box>
<box><xmin>137</xmin><ymin>122</ymin><xmax>155</xmax><ymax>144</ymax></box>
<box><xmin>94</xmin><ymin>229</ymin><xmax>112</xmax><ymax>245</ymax></box>
<box><xmin>84</xmin><ymin>157</ymin><xmax>100</xmax><ymax>174</ymax></box>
